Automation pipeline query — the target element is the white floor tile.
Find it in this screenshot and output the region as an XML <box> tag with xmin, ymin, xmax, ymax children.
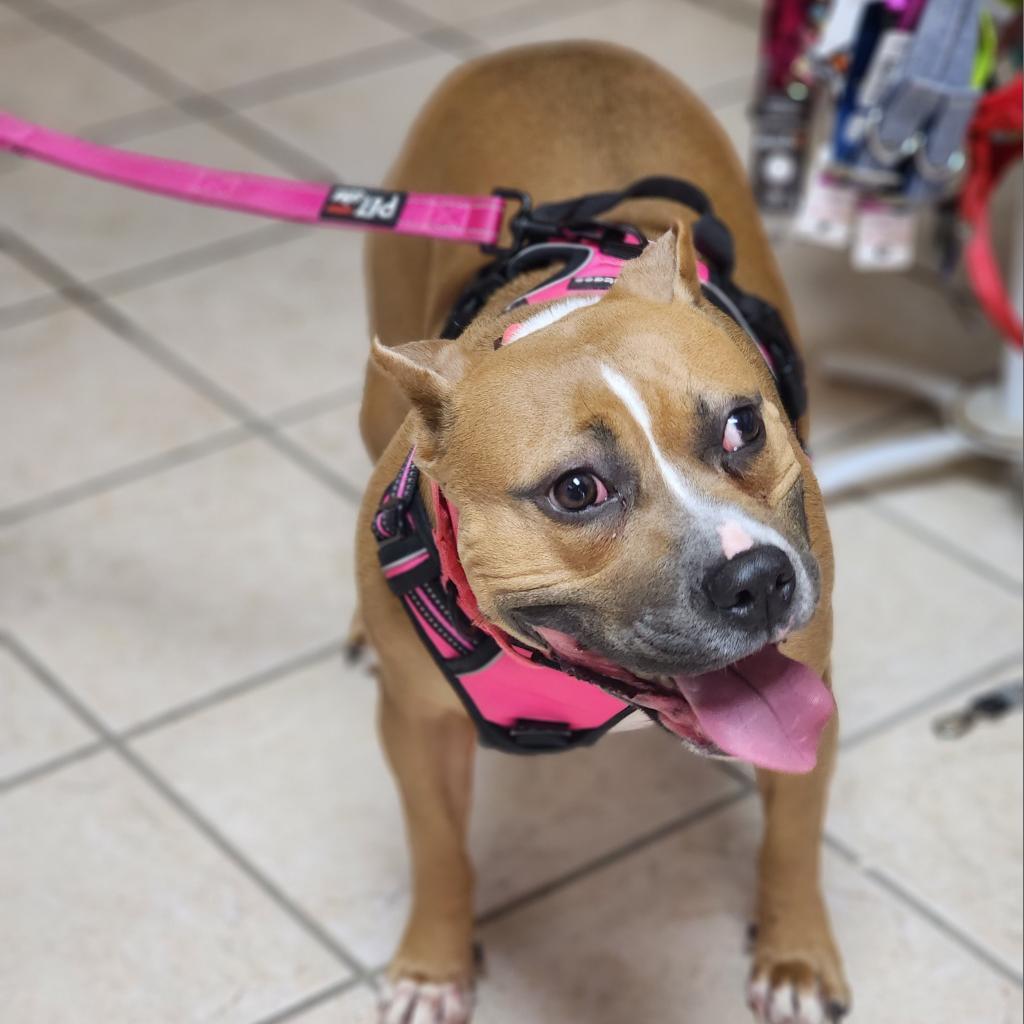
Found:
<box><xmin>101</xmin><ymin>0</ymin><xmax>403</xmax><ymax>94</ymax></box>
<box><xmin>404</xmin><ymin>0</ymin><xmax>559</xmax><ymax>26</ymax></box>
<box><xmin>0</xmin><ymin>12</ymin><xmax>161</xmax><ymax>129</ymax></box>
<box><xmin>111</xmin><ymin>231</ymin><xmax>370</xmax><ymax>415</ymax></box>
<box><xmin>41</xmin><ymin>0</ymin><xmax>199</xmax><ymax>18</ymax></box>
<box><xmin>135</xmin><ymin>658</ymin><xmax>740</xmax><ymax>967</ymax></box>
<box><xmin>830</xmin><ymin>665</ymin><xmax>1024</xmax><ymax>973</ymax></box>
<box><xmin>245</xmin><ymin>49</ymin><xmax>460</xmax><ymax>185</ymax></box>
<box><xmin>827</xmin><ymin>500</ymin><xmax>1023</xmax><ymax>737</ymax></box>
<box><xmin>0</xmin><ymin>440</ymin><xmax>357</xmax><ymax>728</ymax></box>
<box><xmin>284</xmin><ymin>984</ymin><xmax>380</xmax><ymax>1023</ymax></box>
<box><xmin>0</xmin><ymin>307</ymin><xmax>231</xmax><ymax>510</ymax></box>
<box><xmin>476</xmin><ymin>799</ymin><xmax>1022</xmax><ymax>1023</ymax></box>
<box><xmin>0</xmin><ymin>7</ymin><xmax>47</xmax><ymax>51</ymax></box>
<box><xmin>877</xmin><ymin>463</ymin><xmax>1024</xmax><ymax>587</ymax></box>
<box><xmin>284</xmin><ymin>399</ymin><xmax>372</xmax><ymax>492</ymax></box>
<box><xmin>0</xmin><ymin>251</ymin><xmax>52</xmax><ymax>310</ymax></box>
<box><xmin>0</xmin><ymin>646</ymin><xmax>93</xmax><ymax>782</ymax></box>
<box><xmin>486</xmin><ymin>0</ymin><xmax>758</xmax><ymax>95</ymax></box>
<box><xmin>0</xmin><ymin>751</ymin><xmax>348</xmax><ymax>1023</ymax></box>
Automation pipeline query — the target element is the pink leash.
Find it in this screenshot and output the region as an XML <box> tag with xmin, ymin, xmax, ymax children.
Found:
<box><xmin>0</xmin><ymin>111</ymin><xmax>507</xmax><ymax>247</ymax></box>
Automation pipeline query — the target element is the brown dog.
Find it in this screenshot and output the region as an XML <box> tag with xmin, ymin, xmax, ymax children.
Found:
<box><xmin>355</xmin><ymin>41</ymin><xmax>849</xmax><ymax>1024</ymax></box>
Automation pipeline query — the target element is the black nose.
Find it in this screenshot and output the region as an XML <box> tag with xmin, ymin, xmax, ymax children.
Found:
<box><xmin>703</xmin><ymin>545</ymin><xmax>796</xmax><ymax>632</ymax></box>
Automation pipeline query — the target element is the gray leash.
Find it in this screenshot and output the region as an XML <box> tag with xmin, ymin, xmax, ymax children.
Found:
<box><xmin>857</xmin><ymin>0</ymin><xmax>982</xmax><ymax>198</ymax></box>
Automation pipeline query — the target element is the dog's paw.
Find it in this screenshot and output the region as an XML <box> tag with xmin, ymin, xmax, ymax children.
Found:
<box><xmin>378</xmin><ymin>977</ymin><xmax>473</xmax><ymax>1024</ymax></box>
<box><xmin>747</xmin><ymin>916</ymin><xmax>850</xmax><ymax>1024</ymax></box>
<box><xmin>747</xmin><ymin>955</ymin><xmax>850</xmax><ymax>1024</ymax></box>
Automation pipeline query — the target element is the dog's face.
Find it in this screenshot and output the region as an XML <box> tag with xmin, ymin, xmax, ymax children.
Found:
<box><xmin>374</xmin><ymin>227</ymin><xmax>833</xmax><ymax>772</ymax></box>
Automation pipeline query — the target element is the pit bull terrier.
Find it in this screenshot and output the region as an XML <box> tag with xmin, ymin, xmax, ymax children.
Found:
<box><xmin>354</xmin><ymin>40</ymin><xmax>849</xmax><ymax>1024</ymax></box>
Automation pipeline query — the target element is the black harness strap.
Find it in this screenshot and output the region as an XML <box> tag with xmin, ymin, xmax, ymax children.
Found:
<box><xmin>441</xmin><ymin>175</ymin><xmax>808</xmax><ymax>428</ymax></box>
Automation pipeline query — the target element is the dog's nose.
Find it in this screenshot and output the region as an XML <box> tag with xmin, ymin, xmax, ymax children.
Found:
<box><xmin>703</xmin><ymin>545</ymin><xmax>795</xmax><ymax>631</ymax></box>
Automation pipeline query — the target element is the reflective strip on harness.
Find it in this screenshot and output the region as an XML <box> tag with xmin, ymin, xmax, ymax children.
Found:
<box><xmin>373</xmin><ymin>452</ymin><xmax>634</xmax><ymax>755</ymax></box>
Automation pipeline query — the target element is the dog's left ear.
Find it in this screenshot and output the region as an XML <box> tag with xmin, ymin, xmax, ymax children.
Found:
<box><xmin>371</xmin><ymin>337</ymin><xmax>466</xmax><ymax>460</ymax></box>
<box><xmin>607</xmin><ymin>222</ymin><xmax>702</xmax><ymax>306</ymax></box>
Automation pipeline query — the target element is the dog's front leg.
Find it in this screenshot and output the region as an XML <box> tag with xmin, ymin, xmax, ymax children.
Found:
<box><xmin>749</xmin><ymin>715</ymin><xmax>851</xmax><ymax>1024</ymax></box>
<box><xmin>377</xmin><ymin>685</ymin><xmax>477</xmax><ymax>1023</ymax></box>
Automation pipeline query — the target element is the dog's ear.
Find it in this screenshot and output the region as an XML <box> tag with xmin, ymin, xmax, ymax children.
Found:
<box><xmin>371</xmin><ymin>337</ymin><xmax>466</xmax><ymax>459</ymax></box>
<box><xmin>608</xmin><ymin>222</ymin><xmax>702</xmax><ymax>305</ymax></box>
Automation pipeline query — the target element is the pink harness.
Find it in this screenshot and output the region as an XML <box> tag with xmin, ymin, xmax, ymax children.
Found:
<box><xmin>374</xmin><ymin>448</ymin><xmax>636</xmax><ymax>752</ymax></box>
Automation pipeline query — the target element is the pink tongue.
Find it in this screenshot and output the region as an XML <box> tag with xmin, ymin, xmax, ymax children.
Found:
<box><xmin>672</xmin><ymin>646</ymin><xmax>834</xmax><ymax>774</ymax></box>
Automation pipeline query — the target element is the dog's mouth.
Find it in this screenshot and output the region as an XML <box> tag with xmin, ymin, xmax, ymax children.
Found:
<box><xmin>535</xmin><ymin>628</ymin><xmax>834</xmax><ymax>774</ymax></box>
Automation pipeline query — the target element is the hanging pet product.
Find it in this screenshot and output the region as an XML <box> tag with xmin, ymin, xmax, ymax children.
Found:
<box><xmin>751</xmin><ymin>0</ymin><xmax>1024</xmax><ymax>496</ymax></box>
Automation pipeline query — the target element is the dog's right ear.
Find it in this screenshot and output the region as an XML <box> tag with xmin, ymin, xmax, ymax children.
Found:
<box><xmin>607</xmin><ymin>222</ymin><xmax>702</xmax><ymax>306</ymax></box>
<box><xmin>371</xmin><ymin>337</ymin><xmax>466</xmax><ymax>460</ymax></box>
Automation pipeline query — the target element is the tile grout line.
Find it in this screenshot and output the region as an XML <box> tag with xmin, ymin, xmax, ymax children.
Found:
<box><xmin>345</xmin><ymin>0</ymin><xmax>486</xmax><ymax>58</ymax></box>
<box><xmin>248</xmin><ymin>976</ymin><xmax>373</xmax><ymax>1024</ymax></box>
<box><xmin>0</xmin><ymin>635</ymin><xmax>357</xmax><ymax>796</ymax></box>
<box><xmin>208</xmin><ymin>34</ymin><xmax>440</xmax><ymax>116</ymax></box>
<box><xmin>0</xmin><ymin>738</ymin><xmax>108</xmax><ymax>795</ymax></box>
<box><xmin>0</xmin><ymin>221</ymin><xmax>304</xmax><ymax>333</ymax></box>
<box><xmin>823</xmin><ymin>833</ymin><xmax>1024</xmax><ymax>990</ymax></box>
<box><xmin>475</xmin><ymin>786</ymin><xmax>753</xmax><ymax>929</ymax></box>
<box><xmin>0</xmin><ymin>424</ymin><xmax>253</xmax><ymax>529</ymax></box>
<box><xmin>0</xmin><ymin>382</ymin><xmax>365</xmax><ymax>530</ymax></box>
<box><xmin>32</xmin><ymin>33</ymin><xmax>447</xmax><ymax>154</ymax></box>
<box><xmin>120</xmin><ymin>638</ymin><xmax>351</xmax><ymax>742</ymax></box>
<box><xmin>1</xmin><ymin>227</ymin><xmax>364</xmax><ymax>506</ymax></box>
<box><xmin>831</xmin><ymin>650</ymin><xmax>1024</xmax><ymax>988</ymax></box>
<box><xmin>867</xmin><ymin>495</ymin><xmax>1023</xmax><ymax>599</ymax></box>
<box><xmin>839</xmin><ymin>649</ymin><xmax>1024</xmax><ymax>751</ymax></box>
<box><xmin>268</xmin><ymin>383</ymin><xmax>366</xmax><ymax>426</ymax></box>
<box><xmin>4</xmin><ymin>0</ymin><xmax>341</xmax><ymax>180</ymax></box>
<box><xmin>0</xmin><ymin>631</ymin><xmax>375</xmax><ymax>984</ymax></box>
<box><xmin>2</xmin><ymin>0</ymin><xmax>193</xmax><ymax>35</ymax></box>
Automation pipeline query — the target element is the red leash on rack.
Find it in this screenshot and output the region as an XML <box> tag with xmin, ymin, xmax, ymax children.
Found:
<box><xmin>959</xmin><ymin>74</ymin><xmax>1023</xmax><ymax>349</ymax></box>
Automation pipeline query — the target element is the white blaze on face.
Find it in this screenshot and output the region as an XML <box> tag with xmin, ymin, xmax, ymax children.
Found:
<box><xmin>599</xmin><ymin>362</ymin><xmax>815</xmax><ymax>610</ymax></box>
<box><xmin>599</xmin><ymin>364</ymin><xmax>704</xmax><ymax>513</ymax></box>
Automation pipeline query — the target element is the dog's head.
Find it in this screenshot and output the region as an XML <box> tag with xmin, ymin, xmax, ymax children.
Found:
<box><xmin>372</xmin><ymin>225</ymin><xmax>833</xmax><ymax>772</ymax></box>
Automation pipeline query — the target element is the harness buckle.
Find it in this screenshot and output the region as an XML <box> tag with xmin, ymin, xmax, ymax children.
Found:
<box><xmin>564</xmin><ymin>220</ymin><xmax>647</xmax><ymax>259</ymax></box>
<box><xmin>509</xmin><ymin>718</ymin><xmax>574</xmax><ymax>750</ymax></box>
<box><xmin>483</xmin><ymin>187</ymin><xmax>557</xmax><ymax>256</ymax></box>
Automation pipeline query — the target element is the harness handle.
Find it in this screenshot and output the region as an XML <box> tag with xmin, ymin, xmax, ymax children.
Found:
<box><xmin>530</xmin><ymin>175</ymin><xmax>736</xmax><ymax>274</ymax></box>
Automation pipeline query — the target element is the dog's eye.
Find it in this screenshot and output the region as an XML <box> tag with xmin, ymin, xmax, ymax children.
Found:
<box><xmin>723</xmin><ymin>405</ymin><xmax>763</xmax><ymax>453</ymax></box>
<box><xmin>549</xmin><ymin>470</ymin><xmax>609</xmax><ymax>512</ymax></box>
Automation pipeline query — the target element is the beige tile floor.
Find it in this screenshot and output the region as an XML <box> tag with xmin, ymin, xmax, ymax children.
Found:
<box><xmin>1</xmin><ymin>0</ymin><xmax>1022</xmax><ymax>1021</ymax></box>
